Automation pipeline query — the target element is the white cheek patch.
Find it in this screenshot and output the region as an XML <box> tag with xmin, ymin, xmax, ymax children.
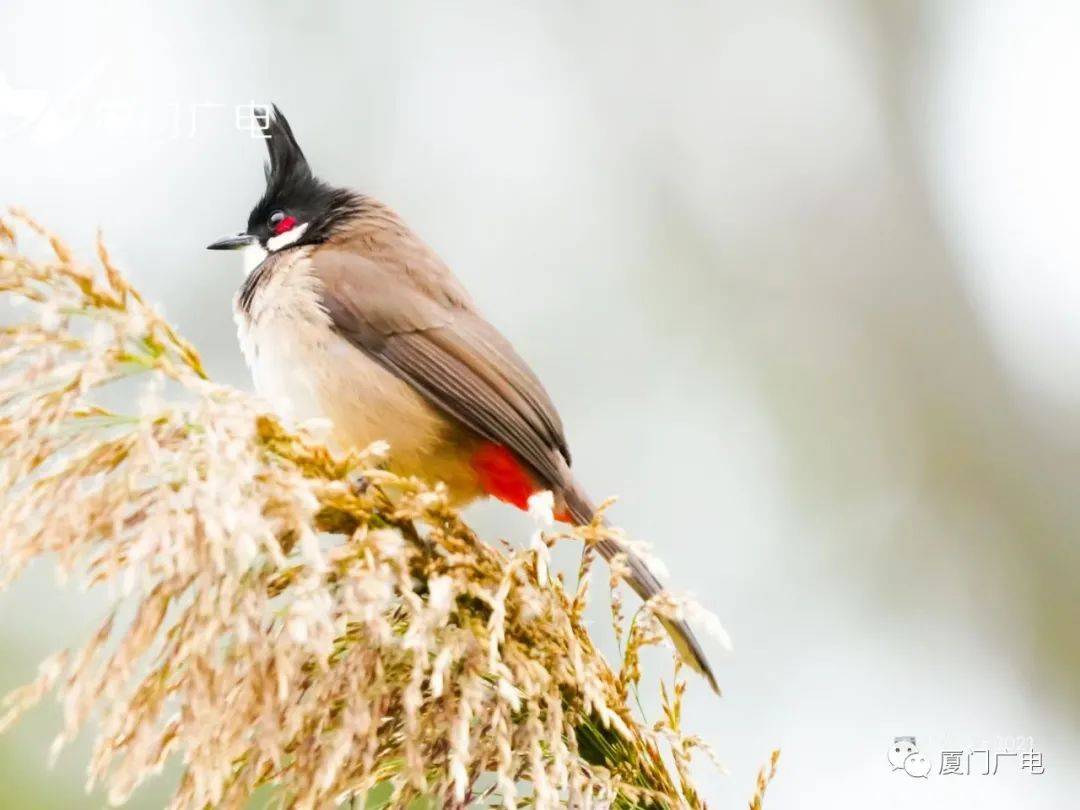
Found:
<box><xmin>267</xmin><ymin>222</ymin><xmax>309</xmax><ymax>252</ymax></box>
<box><xmin>241</xmin><ymin>242</ymin><xmax>269</xmax><ymax>275</ymax></box>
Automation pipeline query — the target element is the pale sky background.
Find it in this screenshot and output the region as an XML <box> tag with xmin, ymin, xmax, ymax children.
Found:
<box><xmin>2</xmin><ymin>1</ymin><xmax>1079</xmax><ymax>808</ymax></box>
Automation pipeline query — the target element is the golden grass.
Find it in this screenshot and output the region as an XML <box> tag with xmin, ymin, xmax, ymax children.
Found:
<box><xmin>0</xmin><ymin>212</ymin><xmax>773</xmax><ymax>808</ymax></box>
<box><xmin>748</xmin><ymin>750</ymin><xmax>780</xmax><ymax>810</ymax></box>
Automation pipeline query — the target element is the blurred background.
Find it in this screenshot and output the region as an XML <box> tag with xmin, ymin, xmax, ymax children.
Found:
<box><xmin>2</xmin><ymin>0</ymin><xmax>1079</xmax><ymax>807</ymax></box>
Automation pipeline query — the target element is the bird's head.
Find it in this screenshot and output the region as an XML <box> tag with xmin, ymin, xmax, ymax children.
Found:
<box><xmin>207</xmin><ymin>104</ymin><xmax>360</xmax><ymax>271</ymax></box>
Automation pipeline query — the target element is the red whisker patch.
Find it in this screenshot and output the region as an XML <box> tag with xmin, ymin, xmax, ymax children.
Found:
<box><xmin>273</xmin><ymin>215</ymin><xmax>297</xmax><ymax>235</ymax></box>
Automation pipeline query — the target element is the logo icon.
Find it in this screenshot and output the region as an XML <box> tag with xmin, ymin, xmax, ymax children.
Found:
<box><xmin>903</xmin><ymin>751</ymin><xmax>932</xmax><ymax>778</ymax></box>
<box><xmin>888</xmin><ymin>736</ymin><xmax>929</xmax><ymax>778</ymax></box>
<box><xmin>0</xmin><ymin>73</ymin><xmax>49</xmax><ymax>140</ymax></box>
<box><xmin>888</xmin><ymin>736</ymin><xmax>917</xmax><ymax>771</ymax></box>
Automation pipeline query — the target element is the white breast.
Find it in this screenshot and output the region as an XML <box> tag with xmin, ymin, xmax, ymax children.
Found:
<box><xmin>233</xmin><ymin>251</ymin><xmax>448</xmax><ymax>467</ymax></box>
<box><xmin>234</xmin><ymin>254</ymin><xmax>331</xmax><ymax>423</ymax></box>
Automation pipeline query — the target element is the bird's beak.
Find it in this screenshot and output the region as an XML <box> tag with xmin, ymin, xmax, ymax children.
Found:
<box><xmin>206</xmin><ymin>232</ymin><xmax>257</xmax><ymax>251</ymax></box>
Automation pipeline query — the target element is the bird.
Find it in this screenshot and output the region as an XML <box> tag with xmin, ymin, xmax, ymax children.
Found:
<box><xmin>208</xmin><ymin>105</ymin><xmax>718</xmax><ymax>692</ymax></box>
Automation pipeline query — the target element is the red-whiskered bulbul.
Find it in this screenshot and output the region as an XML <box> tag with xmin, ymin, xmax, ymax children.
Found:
<box><xmin>208</xmin><ymin>106</ymin><xmax>718</xmax><ymax>692</ymax></box>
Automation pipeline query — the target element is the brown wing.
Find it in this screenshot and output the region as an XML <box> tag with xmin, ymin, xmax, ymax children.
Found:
<box><xmin>310</xmin><ymin>248</ymin><xmax>571</xmax><ymax>488</ymax></box>
<box><xmin>310</xmin><ymin>245</ymin><xmax>719</xmax><ymax>691</ymax></box>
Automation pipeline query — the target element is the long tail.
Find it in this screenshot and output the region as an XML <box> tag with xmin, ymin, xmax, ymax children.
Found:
<box><xmin>562</xmin><ymin>482</ymin><xmax>720</xmax><ymax>694</ymax></box>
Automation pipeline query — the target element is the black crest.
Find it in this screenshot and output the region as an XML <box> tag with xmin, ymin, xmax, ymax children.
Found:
<box><xmin>245</xmin><ymin>105</ymin><xmax>363</xmax><ymax>244</ymax></box>
<box><xmin>261</xmin><ymin>104</ymin><xmax>311</xmax><ymax>195</ymax></box>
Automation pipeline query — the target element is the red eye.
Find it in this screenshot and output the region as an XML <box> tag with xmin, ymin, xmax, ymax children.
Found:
<box><xmin>268</xmin><ymin>211</ymin><xmax>297</xmax><ymax>235</ymax></box>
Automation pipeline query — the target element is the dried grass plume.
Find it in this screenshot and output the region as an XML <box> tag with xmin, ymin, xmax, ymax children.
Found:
<box><xmin>0</xmin><ymin>213</ymin><xmax>770</xmax><ymax>808</ymax></box>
